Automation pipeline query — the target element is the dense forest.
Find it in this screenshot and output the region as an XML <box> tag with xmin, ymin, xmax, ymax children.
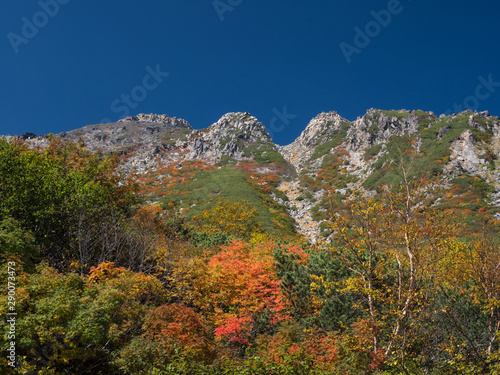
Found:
<box><xmin>1</xmin><ymin>137</ymin><xmax>500</xmax><ymax>374</ymax></box>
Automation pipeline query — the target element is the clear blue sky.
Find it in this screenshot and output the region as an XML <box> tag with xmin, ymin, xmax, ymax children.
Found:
<box><xmin>1</xmin><ymin>0</ymin><xmax>499</xmax><ymax>145</ymax></box>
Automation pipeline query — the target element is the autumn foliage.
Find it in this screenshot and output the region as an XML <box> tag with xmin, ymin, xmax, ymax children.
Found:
<box><xmin>192</xmin><ymin>199</ymin><xmax>263</xmax><ymax>239</ymax></box>
<box><xmin>1</xmin><ymin>137</ymin><xmax>500</xmax><ymax>374</ymax></box>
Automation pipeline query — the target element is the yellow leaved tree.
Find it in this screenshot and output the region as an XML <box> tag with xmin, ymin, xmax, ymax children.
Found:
<box><xmin>192</xmin><ymin>199</ymin><xmax>263</xmax><ymax>240</ymax></box>
<box><xmin>326</xmin><ymin>160</ymin><xmax>459</xmax><ymax>372</ymax></box>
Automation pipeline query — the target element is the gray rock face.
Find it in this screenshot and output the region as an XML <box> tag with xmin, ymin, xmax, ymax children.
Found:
<box><xmin>119</xmin><ymin>113</ymin><xmax>192</xmax><ymax>129</ymax></box>
<box><xmin>192</xmin><ymin>138</ymin><xmax>209</xmax><ymax>156</ymax></box>
<box><xmin>53</xmin><ymin>113</ymin><xmax>191</xmax><ymax>150</ymax></box>
<box><xmin>280</xmin><ymin>112</ymin><xmax>348</xmax><ymax>168</ymax></box>
<box><xmin>222</xmin><ymin>140</ymin><xmax>240</xmax><ymax>156</ymax></box>
<box><xmin>449</xmin><ymin>130</ymin><xmax>481</xmax><ymax>173</ymax></box>
<box><xmin>289</xmin><ymin>112</ymin><xmax>346</xmax><ymax>149</ymax></box>
<box><xmin>188</xmin><ymin>112</ymin><xmax>273</xmax><ymax>161</ymax></box>
<box><xmin>204</xmin><ymin>112</ymin><xmax>271</xmax><ymax>143</ymax></box>
<box><xmin>347</xmin><ymin>110</ymin><xmax>421</xmax><ymax>151</ymax></box>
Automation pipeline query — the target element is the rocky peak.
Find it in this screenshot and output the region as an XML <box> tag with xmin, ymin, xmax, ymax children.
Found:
<box><xmin>118</xmin><ymin>113</ymin><xmax>192</xmax><ymax>129</ymax></box>
<box><xmin>280</xmin><ymin>112</ymin><xmax>349</xmax><ymax>168</ymax></box>
<box><xmin>205</xmin><ymin>112</ymin><xmax>271</xmax><ymax>142</ymax></box>
<box><xmin>188</xmin><ymin>112</ymin><xmax>273</xmax><ymax>160</ymax></box>
<box><xmin>347</xmin><ymin>109</ymin><xmax>421</xmax><ymax>151</ymax></box>
<box><xmin>292</xmin><ymin>112</ymin><xmax>347</xmax><ymax>148</ymax></box>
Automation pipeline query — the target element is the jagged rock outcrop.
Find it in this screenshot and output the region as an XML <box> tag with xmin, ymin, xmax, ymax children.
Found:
<box><xmin>347</xmin><ymin>109</ymin><xmax>422</xmax><ymax>151</ymax></box>
<box><xmin>280</xmin><ymin>109</ymin><xmax>429</xmax><ymax>171</ymax></box>
<box><xmin>280</xmin><ymin>112</ymin><xmax>348</xmax><ymax>169</ymax></box>
<box><xmin>188</xmin><ymin>112</ymin><xmax>273</xmax><ymax>160</ymax></box>
<box><xmin>449</xmin><ymin>130</ymin><xmax>483</xmax><ymax>174</ymax></box>
<box><xmin>118</xmin><ymin>113</ymin><xmax>191</xmax><ymax>128</ymax></box>
<box><xmin>205</xmin><ymin>112</ymin><xmax>271</xmax><ymax>142</ymax></box>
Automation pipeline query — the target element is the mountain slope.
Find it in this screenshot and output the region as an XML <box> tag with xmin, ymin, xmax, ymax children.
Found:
<box><xmin>280</xmin><ymin>109</ymin><xmax>500</xmax><ymax>241</ymax></box>
<box><xmin>13</xmin><ymin>108</ymin><xmax>500</xmax><ymax>242</ymax></box>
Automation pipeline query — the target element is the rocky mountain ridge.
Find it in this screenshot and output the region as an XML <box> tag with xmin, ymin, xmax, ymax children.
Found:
<box><xmin>286</xmin><ymin>109</ymin><xmax>499</xmax><ymax>185</ymax></box>
<box><xmin>11</xmin><ymin>108</ymin><xmax>500</xmax><ymax>242</ymax></box>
